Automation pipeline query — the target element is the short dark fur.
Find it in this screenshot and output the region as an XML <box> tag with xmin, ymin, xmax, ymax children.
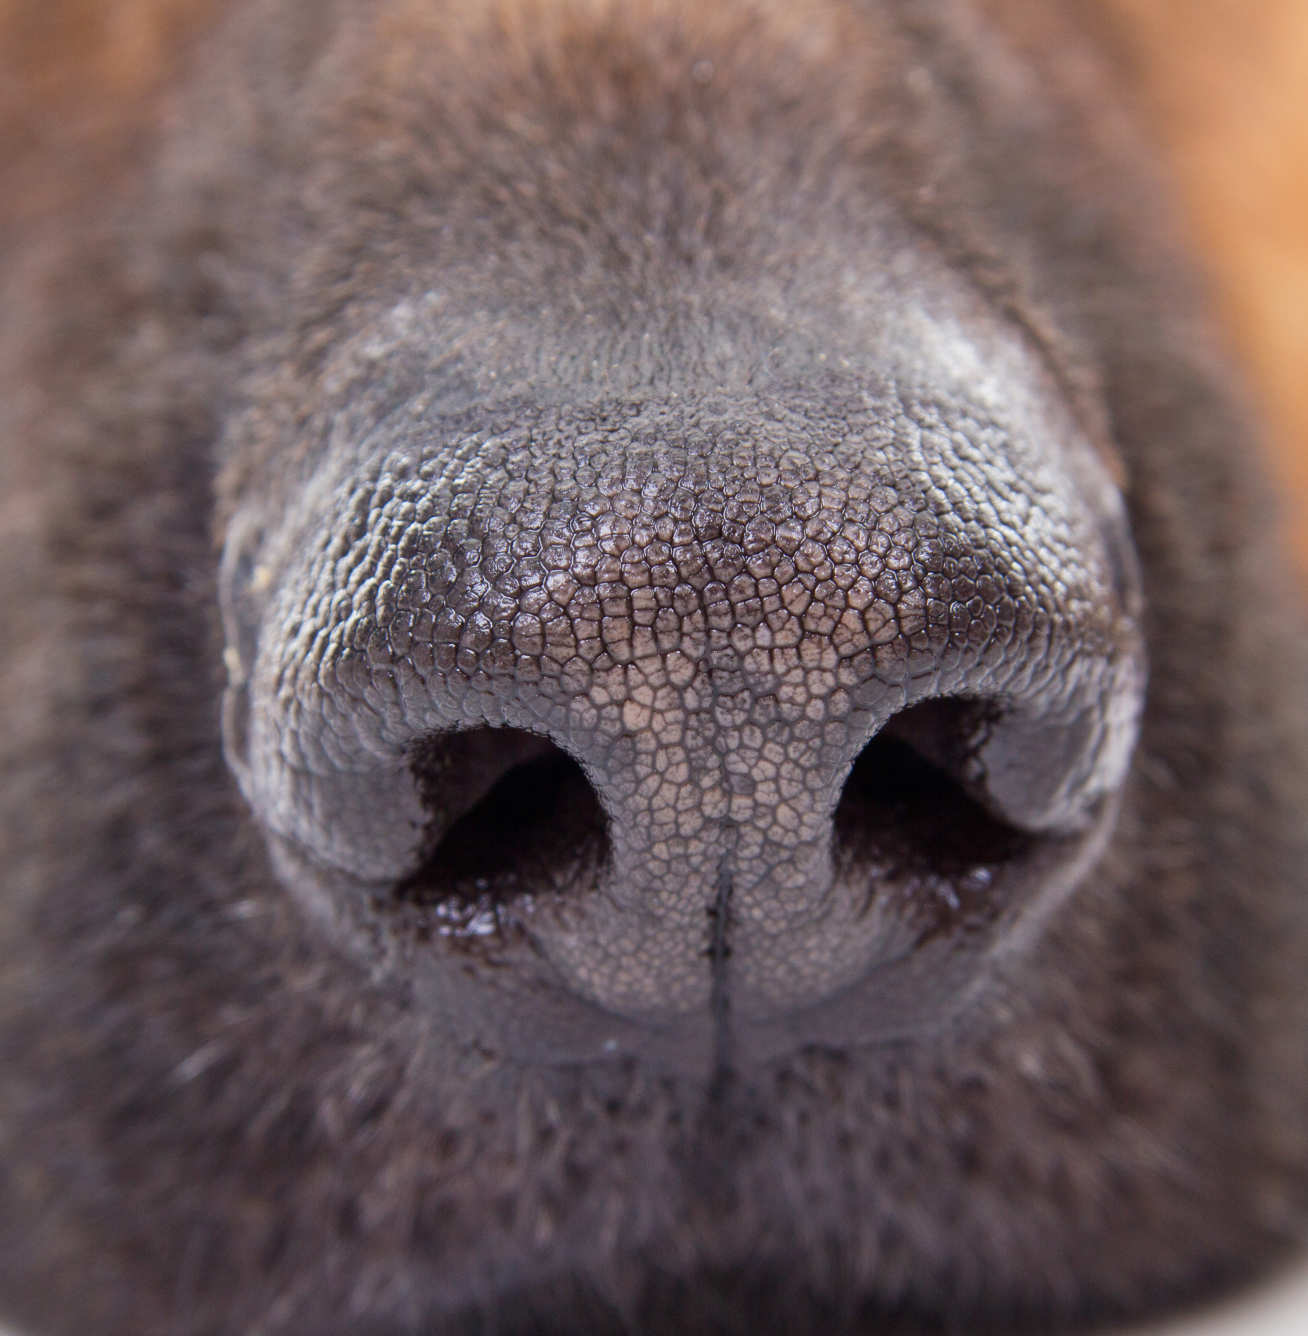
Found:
<box><xmin>2</xmin><ymin>2</ymin><xmax>1306</xmax><ymax>1333</ymax></box>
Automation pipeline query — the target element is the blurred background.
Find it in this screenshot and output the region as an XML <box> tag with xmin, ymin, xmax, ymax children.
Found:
<box><xmin>1105</xmin><ymin>0</ymin><xmax>1308</xmax><ymax>572</ymax></box>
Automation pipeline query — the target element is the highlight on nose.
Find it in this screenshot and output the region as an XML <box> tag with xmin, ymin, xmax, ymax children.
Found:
<box><xmin>223</xmin><ymin>388</ymin><xmax>1144</xmax><ymax>1048</ymax></box>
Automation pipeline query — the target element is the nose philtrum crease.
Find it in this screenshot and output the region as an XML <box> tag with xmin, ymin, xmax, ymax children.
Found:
<box><xmin>708</xmin><ymin>825</ymin><xmax>738</xmax><ymax>1093</ymax></box>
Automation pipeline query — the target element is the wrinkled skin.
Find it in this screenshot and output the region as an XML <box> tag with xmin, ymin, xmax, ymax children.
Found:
<box><xmin>1</xmin><ymin>1</ymin><xmax>1306</xmax><ymax>1334</ymax></box>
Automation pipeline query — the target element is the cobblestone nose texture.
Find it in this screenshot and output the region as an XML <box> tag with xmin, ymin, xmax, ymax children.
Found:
<box><xmin>224</xmin><ymin>378</ymin><xmax>1144</xmax><ymax>1039</ymax></box>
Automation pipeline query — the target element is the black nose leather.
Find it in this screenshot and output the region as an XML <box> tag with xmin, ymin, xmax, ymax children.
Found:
<box><xmin>225</xmin><ymin>386</ymin><xmax>1144</xmax><ymax>1037</ymax></box>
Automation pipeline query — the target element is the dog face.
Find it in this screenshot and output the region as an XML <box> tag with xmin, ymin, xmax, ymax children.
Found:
<box><xmin>1</xmin><ymin>3</ymin><xmax>1305</xmax><ymax>1333</ymax></box>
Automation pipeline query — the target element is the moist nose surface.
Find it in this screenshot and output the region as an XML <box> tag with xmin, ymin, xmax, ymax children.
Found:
<box><xmin>231</xmin><ymin>390</ymin><xmax>1145</xmax><ymax>1027</ymax></box>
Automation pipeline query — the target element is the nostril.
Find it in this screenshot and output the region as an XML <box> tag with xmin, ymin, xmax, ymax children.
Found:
<box><xmin>834</xmin><ymin>699</ymin><xmax>1034</xmax><ymax>936</ymax></box>
<box><xmin>396</xmin><ymin>728</ymin><xmax>609</xmax><ymax>934</ymax></box>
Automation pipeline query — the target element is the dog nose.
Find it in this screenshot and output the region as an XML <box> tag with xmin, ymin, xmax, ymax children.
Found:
<box><xmin>228</xmin><ymin>393</ymin><xmax>1144</xmax><ymax>1027</ymax></box>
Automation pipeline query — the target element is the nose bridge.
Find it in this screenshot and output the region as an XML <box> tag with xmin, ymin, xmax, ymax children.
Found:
<box><xmin>494</xmin><ymin>426</ymin><xmax>911</xmax><ymax>809</ymax></box>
